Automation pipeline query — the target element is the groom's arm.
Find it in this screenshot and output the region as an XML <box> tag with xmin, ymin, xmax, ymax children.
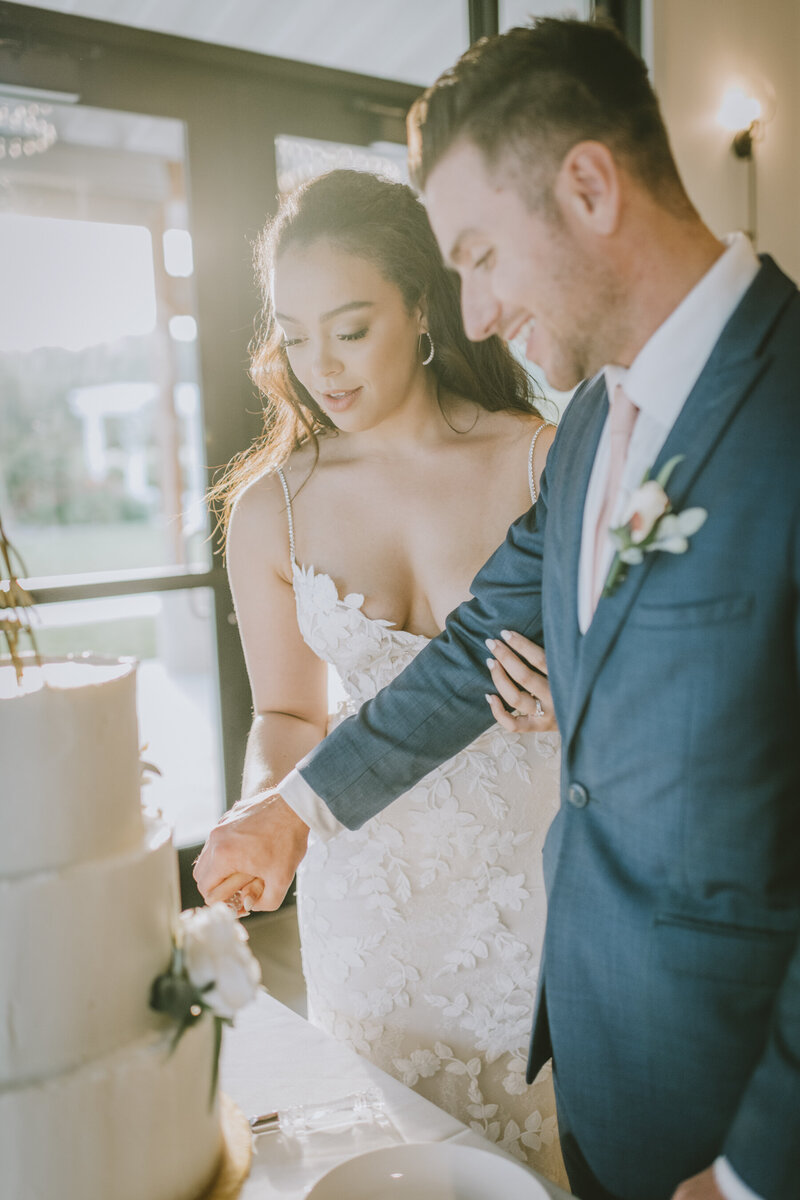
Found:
<box><xmin>289</xmin><ymin>465</ymin><xmax>551</xmax><ymax>830</ymax></box>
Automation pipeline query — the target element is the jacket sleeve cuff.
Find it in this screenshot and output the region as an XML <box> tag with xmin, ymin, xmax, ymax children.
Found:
<box><xmin>714</xmin><ymin>1157</ymin><xmax>764</xmax><ymax>1200</ymax></box>
<box><xmin>279</xmin><ymin>766</ymin><xmax>346</xmax><ymax>840</ymax></box>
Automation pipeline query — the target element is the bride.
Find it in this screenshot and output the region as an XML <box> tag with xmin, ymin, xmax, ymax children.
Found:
<box><xmin>202</xmin><ymin>169</ymin><xmax>565</xmax><ymax>1182</ymax></box>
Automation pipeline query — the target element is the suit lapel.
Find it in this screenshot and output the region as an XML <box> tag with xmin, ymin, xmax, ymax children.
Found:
<box><xmin>561</xmin><ymin>255</ymin><xmax>795</xmax><ymax>754</ymax></box>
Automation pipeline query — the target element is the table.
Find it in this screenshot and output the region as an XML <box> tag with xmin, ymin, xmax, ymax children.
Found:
<box><xmin>221</xmin><ymin>989</ymin><xmax>573</xmax><ymax>1199</ymax></box>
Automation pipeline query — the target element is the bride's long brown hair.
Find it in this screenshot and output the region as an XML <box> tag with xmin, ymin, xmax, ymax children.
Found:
<box><xmin>210</xmin><ymin>169</ymin><xmax>543</xmax><ymax>541</ymax></box>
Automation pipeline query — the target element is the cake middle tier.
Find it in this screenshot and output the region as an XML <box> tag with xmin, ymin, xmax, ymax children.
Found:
<box><xmin>0</xmin><ymin>813</ymin><xmax>178</xmax><ymax>1088</ymax></box>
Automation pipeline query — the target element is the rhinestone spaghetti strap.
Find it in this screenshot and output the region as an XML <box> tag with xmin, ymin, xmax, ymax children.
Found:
<box><xmin>275</xmin><ymin>467</ymin><xmax>296</xmax><ymax>567</ymax></box>
<box><xmin>527</xmin><ymin>420</ymin><xmax>556</xmax><ymax>504</ymax></box>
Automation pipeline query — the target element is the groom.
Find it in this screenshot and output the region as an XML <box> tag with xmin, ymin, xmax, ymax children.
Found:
<box><xmin>196</xmin><ymin>19</ymin><xmax>800</xmax><ymax>1200</ymax></box>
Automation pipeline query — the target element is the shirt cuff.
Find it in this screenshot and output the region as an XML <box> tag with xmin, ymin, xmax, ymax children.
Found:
<box><xmin>279</xmin><ymin>766</ymin><xmax>346</xmax><ymax>840</ymax></box>
<box><xmin>713</xmin><ymin>1157</ymin><xmax>764</xmax><ymax>1200</ymax></box>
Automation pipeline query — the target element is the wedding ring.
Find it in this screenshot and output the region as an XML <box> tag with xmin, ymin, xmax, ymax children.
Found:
<box><xmin>225</xmin><ymin>891</ymin><xmax>253</xmax><ymax>915</ymax></box>
<box><xmin>534</xmin><ymin>697</ymin><xmax>545</xmax><ymax>718</ymax></box>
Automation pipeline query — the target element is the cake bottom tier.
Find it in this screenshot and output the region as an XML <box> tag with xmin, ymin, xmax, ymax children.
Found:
<box><xmin>0</xmin><ymin>1014</ymin><xmax>223</xmax><ymax>1200</ymax></box>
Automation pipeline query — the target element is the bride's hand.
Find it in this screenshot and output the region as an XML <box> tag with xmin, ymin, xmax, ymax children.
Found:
<box><xmin>484</xmin><ymin>631</ymin><xmax>558</xmax><ymax>733</ymax></box>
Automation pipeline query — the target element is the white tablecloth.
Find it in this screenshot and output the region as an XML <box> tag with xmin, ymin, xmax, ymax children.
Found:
<box><xmin>221</xmin><ymin>989</ymin><xmax>573</xmax><ymax>1199</ymax></box>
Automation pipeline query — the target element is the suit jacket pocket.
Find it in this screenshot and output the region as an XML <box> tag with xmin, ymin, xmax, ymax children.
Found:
<box><xmin>631</xmin><ymin>592</ymin><xmax>754</xmax><ymax>629</ymax></box>
<box><xmin>654</xmin><ymin>912</ymin><xmax>797</xmax><ymax>986</ymax></box>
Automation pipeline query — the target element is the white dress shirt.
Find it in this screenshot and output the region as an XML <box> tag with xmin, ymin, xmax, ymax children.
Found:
<box><xmin>278</xmin><ymin>232</ymin><xmax>763</xmax><ymax>1198</ymax></box>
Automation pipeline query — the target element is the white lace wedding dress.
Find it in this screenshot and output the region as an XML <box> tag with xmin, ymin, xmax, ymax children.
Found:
<box><xmin>278</xmin><ymin>457</ymin><xmax>566</xmax><ymax>1184</ymax></box>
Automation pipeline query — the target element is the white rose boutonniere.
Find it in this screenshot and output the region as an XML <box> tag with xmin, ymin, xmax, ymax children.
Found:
<box><xmin>150</xmin><ymin>903</ymin><xmax>262</xmax><ymax>1104</ymax></box>
<box><xmin>603</xmin><ymin>455</ymin><xmax>708</xmax><ymax>598</ymax></box>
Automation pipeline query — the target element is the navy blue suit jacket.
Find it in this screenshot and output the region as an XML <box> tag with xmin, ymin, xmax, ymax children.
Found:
<box><xmin>299</xmin><ymin>257</ymin><xmax>800</xmax><ymax>1200</ymax></box>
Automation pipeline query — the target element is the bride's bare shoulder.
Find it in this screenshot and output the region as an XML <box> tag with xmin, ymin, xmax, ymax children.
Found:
<box><xmin>225</xmin><ymin>473</ymin><xmax>284</xmax><ymax>579</ymax></box>
<box><xmin>227</xmin><ymin>456</ymin><xmax>299</xmax><ymax>567</ymax></box>
<box><xmin>230</xmin><ymin>465</ymin><xmax>286</xmax><ymax>528</ymax></box>
<box><xmin>228</xmin><ymin>435</ymin><xmax>337</xmax><ymax>558</ymax></box>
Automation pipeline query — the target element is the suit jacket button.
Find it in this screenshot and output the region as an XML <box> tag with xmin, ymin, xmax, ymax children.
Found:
<box><xmin>568</xmin><ymin>782</ymin><xmax>589</xmax><ymax>808</ymax></box>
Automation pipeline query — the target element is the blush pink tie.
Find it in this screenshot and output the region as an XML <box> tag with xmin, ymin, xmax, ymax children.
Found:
<box><xmin>591</xmin><ymin>383</ymin><xmax>639</xmax><ymax>613</ymax></box>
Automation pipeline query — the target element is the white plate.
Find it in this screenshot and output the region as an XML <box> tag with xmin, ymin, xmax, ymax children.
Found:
<box><xmin>305</xmin><ymin>1141</ymin><xmax>550</xmax><ymax>1199</ymax></box>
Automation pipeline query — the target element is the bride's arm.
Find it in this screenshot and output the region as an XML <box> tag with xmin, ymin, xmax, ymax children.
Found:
<box><xmin>228</xmin><ymin>474</ymin><xmax>329</xmax><ymax>789</ymax></box>
<box><xmin>196</xmin><ymin>475</ymin><xmax>329</xmax><ymax>906</ymax></box>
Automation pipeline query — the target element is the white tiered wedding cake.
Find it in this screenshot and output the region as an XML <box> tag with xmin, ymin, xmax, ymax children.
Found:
<box><xmin>0</xmin><ymin>656</ymin><xmax>224</xmax><ymax>1200</ymax></box>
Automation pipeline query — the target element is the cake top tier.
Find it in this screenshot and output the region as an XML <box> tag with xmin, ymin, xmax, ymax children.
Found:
<box><xmin>0</xmin><ymin>655</ymin><xmax>135</xmax><ymax>698</ymax></box>
<box><xmin>0</xmin><ymin>654</ymin><xmax>144</xmax><ymax>879</ymax></box>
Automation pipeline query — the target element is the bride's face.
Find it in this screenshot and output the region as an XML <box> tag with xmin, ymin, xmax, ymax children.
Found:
<box><xmin>273</xmin><ymin>239</ymin><xmax>428</xmax><ymax>433</ymax></box>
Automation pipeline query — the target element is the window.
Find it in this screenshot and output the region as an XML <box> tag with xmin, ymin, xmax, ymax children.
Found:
<box><xmin>0</xmin><ymin>96</ymin><xmax>224</xmax><ymax>847</ymax></box>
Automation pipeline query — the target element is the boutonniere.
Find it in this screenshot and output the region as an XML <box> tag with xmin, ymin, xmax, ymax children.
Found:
<box><xmin>602</xmin><ymin>455</ymin><xmax>708</xmax><ymax>598</ymax></box>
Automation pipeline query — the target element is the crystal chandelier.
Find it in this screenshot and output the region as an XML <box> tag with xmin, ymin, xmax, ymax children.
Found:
<box><xmin>0</xmin><ymin>100</ymin><xmax>58</xmax><ymax>161</ymax></box>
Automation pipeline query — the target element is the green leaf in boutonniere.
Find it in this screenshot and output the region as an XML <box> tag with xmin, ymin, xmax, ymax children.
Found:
<box><xmin>602</xmin><ymin>455</ymin><xmax>708</xmax><ymax>599</ymax></box>
<box><xmin>654</xmin><ymin>454</ymin><xmax>685</xmax><ymax>491</ymax></box>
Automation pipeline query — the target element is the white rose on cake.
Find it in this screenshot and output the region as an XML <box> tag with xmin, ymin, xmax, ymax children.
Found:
<box><xmin>150</xmin><ymin>903</ymin><xmax>262</xmax><ymax>1105</ymax></box>
<box><xmin>180</xmin><ymin>903</ymin><xmax>262</xmax><ymax>1019</ymax></box>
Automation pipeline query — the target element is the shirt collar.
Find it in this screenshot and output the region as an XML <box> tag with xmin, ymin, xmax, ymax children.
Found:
<box><xmin>603</xmin><ymin>232</ymin><xmax>760</xmax><ymax>427</ymax></box>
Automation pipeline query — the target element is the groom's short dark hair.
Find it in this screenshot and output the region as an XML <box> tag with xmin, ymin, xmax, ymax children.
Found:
<box><xmin>408</xmin><ymin>18</ymin><xmax>690</xmax><ymax>215</ymax></box>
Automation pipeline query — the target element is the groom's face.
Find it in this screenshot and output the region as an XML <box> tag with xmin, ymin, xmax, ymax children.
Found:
<box><xmin>425</xmin><ymin>139</ymin><xmax>600</xmax><ymax>391</ymax></box>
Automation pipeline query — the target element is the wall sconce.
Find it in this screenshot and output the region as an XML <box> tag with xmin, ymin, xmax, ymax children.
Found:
<box><xmin>716</xmin><ymin>83</ymin><xmax>775</xmax><ymax>247</ymax></box>
<box><xmin>717</xmin><ymin>86</ymin><xmax>762</xmax><ymax>159</ymax></box>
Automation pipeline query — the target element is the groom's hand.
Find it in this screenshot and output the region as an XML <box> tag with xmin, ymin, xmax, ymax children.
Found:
<box><xmin>193</xmin><ymin>789</ymin><xmax>309</xmax><ymax>913</ymax></box>
<box><xmin>671</xmin><ymin>1167</ymin><xmax>725</xmax><ymax>1200</ymax></box>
